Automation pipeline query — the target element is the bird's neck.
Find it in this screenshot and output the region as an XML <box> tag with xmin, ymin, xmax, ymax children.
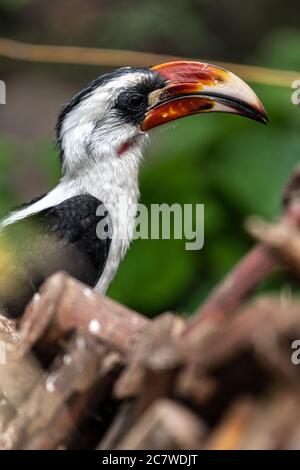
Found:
<box><xmin>60</xmin><ymin>124</ymin><xmax>148</xmax><ymax>204</ymax></box>
<box><xmin>63</xmin><ymin>144</ymin><xmax>143</xmax><ymax>294</ymax></box>
<box><xmin>62</xmin><ymin>143</ymin><xmax>142</xmax><ymax>209</ymax></box>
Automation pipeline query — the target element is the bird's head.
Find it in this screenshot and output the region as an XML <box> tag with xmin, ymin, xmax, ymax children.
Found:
<box><xmin>56</xmin><ymin>61</ymin><xmax>267</xmax><ymax>176</ymax></box>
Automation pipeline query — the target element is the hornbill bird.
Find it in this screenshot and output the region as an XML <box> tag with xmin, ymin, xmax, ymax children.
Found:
<box><xmin>0</xmin><ymin>61</ymin><xmax>267</xmax><ymax>317</ymax></box>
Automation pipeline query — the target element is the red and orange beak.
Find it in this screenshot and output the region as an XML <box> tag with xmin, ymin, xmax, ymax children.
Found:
<box><xmin>141</xmin><ymin>61</ymin><xmax>268</xmax><ymax>131</ymax></box>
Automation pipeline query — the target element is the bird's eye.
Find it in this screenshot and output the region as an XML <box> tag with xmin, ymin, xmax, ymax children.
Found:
<box><xmin>116</xmin><ymin>91</ymin><xmax>146</xmax><ymax>113</ymax></box>
<box><xmin>127</xmin><ymin>93</ymin><xmax>145</xmax><ymax>109</ymax></box>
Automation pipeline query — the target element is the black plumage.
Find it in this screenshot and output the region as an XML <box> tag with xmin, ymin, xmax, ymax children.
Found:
<box><xmin>0</xmin><ymin>194</ymin><xmax>111</xmax><ymax>317</ymax></box>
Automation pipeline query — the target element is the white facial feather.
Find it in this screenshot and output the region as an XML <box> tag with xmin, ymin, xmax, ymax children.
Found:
<box><xmin>60</xmin><ymin>71</ymin><xmax>148</xmax><ymax>175</ymax></box>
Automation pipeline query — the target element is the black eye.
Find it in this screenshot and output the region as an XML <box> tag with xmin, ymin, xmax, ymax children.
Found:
<box><xmin>127</xmin><ymin>93</ymin><xmax>145</xmax><ymax>109</ymax></box>
<box><xmin>116</xmin><ymin>91</ymin><xmax>146</xmax><ymax>112</ymax></box>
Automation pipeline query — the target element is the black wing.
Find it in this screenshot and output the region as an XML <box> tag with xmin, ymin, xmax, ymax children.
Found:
<box><xmin>0</xmin><ymin>194</ymin><xmax>111</xmax><ymax>317</ymax></box>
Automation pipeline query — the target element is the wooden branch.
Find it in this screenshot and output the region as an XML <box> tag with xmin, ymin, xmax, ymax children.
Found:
<box><xmin>115</xmin><ymin>312</ymin><xmax>184</xmax><ymax>400</ymax></box>
<box><xmin>183</xmin><ymin>168</ymin><xmax>300</xmax><ymax>334</ymax></box>
<box><xmin>0</xmin><ymin>37</ymin><xmax>174</xmax><ymax>68</ymax></box>
<box><xmin>203</xmin><ymin>392</ymin><xmax>300</xmax><ymax>450</ymax></box>
<box><xmin>117</xmin><ymin>399</ymin><xmax>205</xmax><ymax>450</ymax></box>
<box><xmin>181</xmin><ymin>297</ymin><xmax>300</xmax><ymax>370</ymax></box>
<box><xmin>204</xmin><ymin>399</ymin><xmax>257</xmax><ymax>450</ymax></box>
<box><xmin>0</xmin><ymin>313</ymin><xmax>18</xmax><ymax>344</ymax></box>
<box><xmin>184</xmin><ymin>244</ymin><xmax>275</xmax><ymax>332</ymax></box>
<box><xmin>18</xmin><ymin>272</ymin><xmax>150</xmax><ymax>356</ymax></box>
<box><xmin>176</xmin><ymin>296</ymin><xmax>300</xmax><ymax>421</ymax></box>
<box><xmin>247</xmin><ymin>216</ymin><xmax>300</xmax><ymax>278</ymax></box>
<box><xmin>98</xmin><ymin>403</ymin><xmax>135</xmax><ymax>450</ymax></box>
<box><xmin>1</xmin><ymin>334</ymin><xmax>122</xmax><ymax>450</ymax></box>
<box><xmin>111</xmin><ymin>313</ymin><xmax>185</xmax><ymax>443</ymax></box>
<box><xmin>0</xmin><ymin>347</ymin><xmax>42</xmax><ymax>412</ymax></box>
<box><xmin>237</xmin><ymin>390</ymin><xmax>300</xmax><ymax>450</ymax></box>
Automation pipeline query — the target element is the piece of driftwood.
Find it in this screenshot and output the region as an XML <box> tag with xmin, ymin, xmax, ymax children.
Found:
<box><xmin>204</xmin><ymin>389</ymin><xmax>300</xmax><ymax>450</ymax></box>
<box><xmin>184</xmin><ymin>244</ymin><xmax>275</xmax><ymax>330</ymax></box>
<box><xmin>109</xmin><ymin>313</ymin><xmax>185</xmax><ymax>438</ymax></box>
<box><xmin>98</xmin><ymin>402</ymin><xmax>135</xmax><ymax>450</ymax></box>
<box><xmin>178</xmin><ymin>297</ymin><xmax>300</xmax><ymax>402</ymax></box>
<box><xmin>0</xmin><ymin>314</ymin><xmax>18</xmax><ymax>344</ymax></box>
<box><xmin>117</xmin><ymin>399</ymin><xmax>205</xmax><ymax>450</ymax></box>
<box><xmin>204</xmin><ymin>399</ymin><xmax>257</xmax><ymax>450</ymax></box>
<box><xmin>247</xmin><ymin>216</ymin><xmax>300</xmax><ymax>278</ymax></box>
<box><xmin>183</xmin><ymin>168</ymin><xmax>300</xmax><ymax>332</ymax></box>
<box><xmin>18</xmin><ymin>272</ymin><xmax>149</xmax><ymax>356</ymax></box>
<box><xmin>1</xmin><ymin>333</ymin><xmax>122</xmax><ymax>449</ymax></box>
<box><xmin>115</xmin><ymin>312</ymin><xmax>184</xmax><ymax>400</ymax></box>
<box><xmin>240</xmin><ymin>389</ymin><xmax>300</xmax><ymax>450</ymax></box>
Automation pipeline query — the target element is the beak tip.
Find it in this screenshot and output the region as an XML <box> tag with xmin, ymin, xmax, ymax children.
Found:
<box><xmin>258</xmin><ymin>107</ymin><xmax>269</xmax><ymax>125</ymax></box>
<box><xmin>257</xmin><ymin>112</ymin><xmax>268</xmax><ymax>125</ymax></box>
<box><xmin>243</xmin><ymin>98</ymin><xmax>268</xmax><ymax>125</ymax></box>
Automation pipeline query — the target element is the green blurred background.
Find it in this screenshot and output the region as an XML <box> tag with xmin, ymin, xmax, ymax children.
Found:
<box><xmin>0</xmin><ymin>0</ymin><xmax>299</xmax><ymax>317</ymax></box>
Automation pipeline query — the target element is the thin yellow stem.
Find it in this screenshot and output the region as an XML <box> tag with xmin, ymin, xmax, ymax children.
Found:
<box><xmin>0</xmin><ymin>37</ymin><xmax>298</xmax><ymax>88</ymax></box>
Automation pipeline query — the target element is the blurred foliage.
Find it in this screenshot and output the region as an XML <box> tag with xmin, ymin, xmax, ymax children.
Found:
<box><xmin>0</xmin><ymin>1</ymin><xmax>299</xmax><ymax>317</ymax></box>
<box><xmin>257</xmin><ymin>29</ymin><xmax>300</xmax><ymax>70</ymax></box>
<box><xmin>92</xmin><ymin>0</ymin><xmax>209</xmax><ymax>57</ymax></box>
<box><xmin>0</xmin><ymin>0</ymin><xmax>31</xmax><ymax>11</ymax></box>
